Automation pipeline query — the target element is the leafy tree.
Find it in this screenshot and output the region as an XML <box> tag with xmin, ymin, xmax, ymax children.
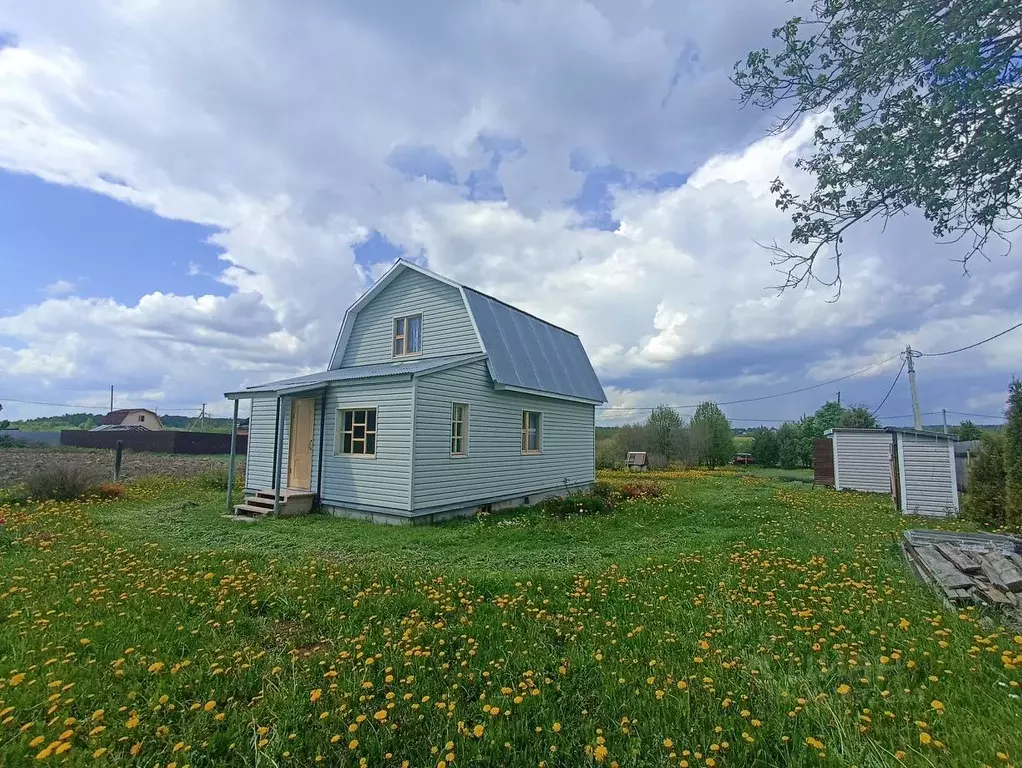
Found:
<box><xmin>954</xmin><ymin>420</ymin><xmax>983</xmax><ymax>441</ymax></box>
<box><xmin>964</xmin><ymin>433</ymin><xmax>1006</xmax><ymax>526</ymax></box>
<box><xmin>1004</xmin><ymin>378</ymin><xmax>1022</xmax><ymax>526</ymax></box>
<box><xmin>750</xmin><ymin>427</ymin><xmax>779</xmax><ymax>468</ymax></box>
<box><xmin>646</xmin><ymin>406</ymin><xmax>684</xmax><ymax>466</ymax></box>
<box><xmin>839</xmin><ymin>404</ymin><xmax>880</xmax><ymax>429</ymax></box>
<box><xmin>0</xmin><ymin>420</ymin><xmax>9</xmax><ymax>430</ymax></box>
<box><xmin>810</xmin><ymin>401</ymin><xmax>844</xmax><ymax>436</ymax></box>
<box><xmin>734</xmin><ymin>0</ymin><xmax>1022</xmax><ymax>292</ymax></box>
<box><xmin>690</xmin><ymin>402</ymin><xmax>734</xmax><ymax>469</ymax></box>
<box><xmin>776</xmin><ymin>421</ymin><xmax>804</xmax><ymax>469</ymax></box>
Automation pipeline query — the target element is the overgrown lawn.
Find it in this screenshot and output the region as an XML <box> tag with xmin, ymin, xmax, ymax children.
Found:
<box><xmin>0</xmin><ymin>471</ymin><xmax>1019</xmax><ymax>766</ymax></box>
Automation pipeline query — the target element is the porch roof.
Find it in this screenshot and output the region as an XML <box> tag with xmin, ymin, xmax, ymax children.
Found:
<box><xmin>224</xmin><ymin>353</ymin><xmax>486</xmax><ymax>400</ymax></box>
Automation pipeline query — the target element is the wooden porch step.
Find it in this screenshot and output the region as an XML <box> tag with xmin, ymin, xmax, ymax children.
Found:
<box><xmin>254</xmin><ymin>489</ymin><xmax>315</xmax><ymax>501</ymax></box>
<box><xmin>233</xmin><ymin>503</ymin><xmax>272</xmax><ymax>517</ymax></box>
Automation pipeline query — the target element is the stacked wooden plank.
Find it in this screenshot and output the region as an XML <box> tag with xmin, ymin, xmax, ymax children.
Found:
<box><xmin>901</xmin><ymin>529</ymin><xmax>1022</xmax><ymax>620</ymax></box>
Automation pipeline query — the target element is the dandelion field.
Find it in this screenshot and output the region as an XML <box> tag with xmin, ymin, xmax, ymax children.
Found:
<box><xmin>1</xmin><ymin>470</ymin><xmax>1020</xmax><ymax>766</ymax></box>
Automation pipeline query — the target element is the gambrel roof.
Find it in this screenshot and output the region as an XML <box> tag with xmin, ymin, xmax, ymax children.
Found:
<box><xmin>328</xmin><ymin>260</ymin><xmax>606</xmax><ymax>404</ymax></box>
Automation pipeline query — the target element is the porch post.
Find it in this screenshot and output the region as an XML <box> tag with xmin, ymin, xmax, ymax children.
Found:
<box><xmin>273</xmin><ymin>396</ymin><xmax>285</xmax><ymax>516</ymax></box>
<box><xmin>226</xmin><ymin>398</ymin><xmax>239</xmax><ymax>515</ymax></box>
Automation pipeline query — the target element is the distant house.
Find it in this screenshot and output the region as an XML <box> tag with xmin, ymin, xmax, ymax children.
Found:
<box><xmin>94</xmin><ymin>408</ymin><xmax>164</xmax><ymax>431</ymax></box>
<box><xmin>225</xmin><ymin>259</ymin><xmax>607</xmax><ymax>523</ymax></box>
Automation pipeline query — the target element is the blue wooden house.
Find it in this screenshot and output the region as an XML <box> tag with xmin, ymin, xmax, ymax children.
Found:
<box><xmin>224</xmin><ymin>260</ymin><xmax>606</xmax><ymax>523</ymax></box>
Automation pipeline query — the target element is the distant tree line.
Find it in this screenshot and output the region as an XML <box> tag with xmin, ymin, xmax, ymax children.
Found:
<box><xmin>596</xmin><ymin>402</ymin><xmax>734</xmax><ymax>469</ymax></box>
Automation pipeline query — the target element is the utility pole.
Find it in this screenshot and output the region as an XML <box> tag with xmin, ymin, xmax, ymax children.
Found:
<box><xmin>836</xmin><ymin>391</ymin><xmax>841</xmax><ymax>406</ymax></box>
<box><xmin>942</xmin><ymin>408</ymin><xmax>948</xmax><ymax>434</ymax></box>
<box><xmin>905</xmin><ymin>345</ymin><xmax>923</xmax><ymax>431</ymax></box>
<box><xmin>109</xmin><ymin>385</ymin><xmax>114</xmax><ymax>414</ymax></box>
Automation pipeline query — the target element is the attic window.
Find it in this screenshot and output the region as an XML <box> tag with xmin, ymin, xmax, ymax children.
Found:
<box><xmin>393</xmin><ymin>314</ymin><xmax>422</xmax><ymax>357</ymax></box>
<box><xmin>139</xmin><ymin>414</ymin><xmax>145</xmax><ymax>422</ymax></box>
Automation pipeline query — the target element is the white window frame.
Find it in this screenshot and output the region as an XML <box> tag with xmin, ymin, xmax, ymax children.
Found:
<box><xmin>521</xmin><ymin>410</ymin><xmax>542</xmax><ymax>454</ymax></box>
<box><xmin>451</xmin><ymin>403</ymin><xmax>469</xmax><ymax>457</ymax></box>
<box><xmin>392</xmin><ymin>313</ymin><xmax>423</xmax><ymax>358</ymax></box>
<box><xmin>336</xmin><ymin>407</ymin><xmax>377</xmax><ymax>458</ymax></box>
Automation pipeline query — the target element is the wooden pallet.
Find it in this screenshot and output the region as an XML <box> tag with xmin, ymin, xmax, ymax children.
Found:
<box><xmin>902</xmin><ymin>530</ymin><xmax>1022</xmax><ymax>622</ymax></box>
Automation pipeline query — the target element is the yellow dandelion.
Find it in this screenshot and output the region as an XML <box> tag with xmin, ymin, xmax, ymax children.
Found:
<box><xmin>310</xmin><ymin>689</ymin><xmax>322</xmax><ymax>703</ymax></box>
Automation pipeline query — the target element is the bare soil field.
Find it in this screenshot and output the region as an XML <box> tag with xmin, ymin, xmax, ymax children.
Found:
<box><xmin>0</xmin><ymin>447</ymin><xmax>246</xmax><ymax>488</ymax></box>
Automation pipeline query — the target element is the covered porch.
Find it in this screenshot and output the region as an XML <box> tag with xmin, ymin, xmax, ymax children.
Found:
<box><xmin>223</xmin><ymin>378</ymin><xmax>330</xmax><ymax>519</ymax></box>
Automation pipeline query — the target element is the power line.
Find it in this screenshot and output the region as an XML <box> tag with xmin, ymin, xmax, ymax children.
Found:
<box><xmin>871</xmin><ymin>359</ymin><xmax>906</xmax><ymax>415</ymax></box>
<box><xmin>945</xmin><ymin>410</ymin><xmax>1005</xmax><ymax>421</ymax></box>
<box><xmin>596</xmin><ymin>353</ymin><xmax>900</xmax><ymax>412</ymax></box>
<box><xmin>919</xmin><ymin>319</ymin><xmax>1022</xmax><ymax>357</ymax></box>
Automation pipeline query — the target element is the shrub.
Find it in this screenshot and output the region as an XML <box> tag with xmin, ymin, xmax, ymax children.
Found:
<box><xmin>94</xmin><ymin>482</ymin><xmax>126</xmax><ymax>499</ymax></box>
<box><xmin>616</xmin><ymin>480</ymin><xmax>666</xmax><ymax>501</ymax></box>
<box><xmin>595</xmin><ymin>439</ymin><xmax>623</xmax><ymax>470</ymax></box>
<box><xmin>542</xmin><ymin>494</ymin><xmax>610</xmax><ymax>518</ymax></box>
<box><xmin>0</xmin><ymin>434</ymin><xmax>25</xmax><ymax>448</ymax></box>
<box><xmin>963</xmin><ymin>433</ymin><xmax>1006</xmax><ymax>527</ymax></box>
<box><xmin>24</xmin><ymin>465</ymin><xmax>103</xmax><ymax>501</ymax></box>
<box><xmin>591</xmin><ymin>481</ymin><xmax>615</xmax><ymax>504</ymax></box>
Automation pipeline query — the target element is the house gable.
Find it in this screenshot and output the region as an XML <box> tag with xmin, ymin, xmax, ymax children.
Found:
<box><xmin>330</xmin><ymin>264</ymin><xmax>483</xmax><ymax>369</ymax></box>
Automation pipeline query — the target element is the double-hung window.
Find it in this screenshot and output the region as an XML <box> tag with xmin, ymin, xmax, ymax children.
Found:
<box><xmin>393</xmin><ymin>314</ymin><xmax>422</xmax><ymax>357</ymax></box>
<box><xmin>338</xmin><ymin>408</ymin><xmax>377</xmax><ymax>456</ymax></box>
<box><xmin>521</xmin><ymin>411</ymin><xmax>542</xmax><ymax>454</ymax></box>
<box><xmin>451</xmin><ymin>403</ymin><xmax>468</xmax><ymax>456</ymax></box>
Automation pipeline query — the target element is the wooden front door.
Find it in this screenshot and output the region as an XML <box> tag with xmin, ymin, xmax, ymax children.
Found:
<box><xmin>287</xmin><ymin>398</ymin><xmax>315</xmax><ymax>491</ymax></box>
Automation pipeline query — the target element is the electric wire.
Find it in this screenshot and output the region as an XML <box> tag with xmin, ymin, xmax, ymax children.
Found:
<box><xmin>918</xmin><ymin>319</ymin><xmax>1022</xmax><ymax>357</ymax></box>
<box><xmin>871</xmin><ymin>359</ymin><xmax>906</xmax><ymax>415</ymax></box>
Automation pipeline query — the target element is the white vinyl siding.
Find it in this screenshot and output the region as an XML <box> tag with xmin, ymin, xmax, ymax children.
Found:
<box><xmin>412</xmin><ymin>360</ymin><xmax>595</xmax><ymax>511</ymax></box>
<box><xmin>832</xmin><ymin>430</ymin><xmax>893</xmax><ymax>493</ymax></box>
<box><xmin>245</xmin><ymin>398</ymin><xmax>278</xmax><ymax>491</ymax></box>
<box><xmin>341</xmin><ymin>269</ymin><xmax>481</xmax><ymax>367</ymax></box>
<box><xmin>898</xmin><ymin>432</ymin><xmax>959</xmax><ymax>517</ymax></box>
<box><xmin>320</xmin><ymin>379</ymin><xmax>413</xmax><ymax>511</ymax></box>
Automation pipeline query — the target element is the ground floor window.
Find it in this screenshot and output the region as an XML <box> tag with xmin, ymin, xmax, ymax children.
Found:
<box><xmin>337</xmin><ymin>408</ymin><xmax>376</xmax><ymax>456</ymax></box>
<box><xmin>522</xmin><ymin>411</ymin><xmax>541</xmax><ymax>454</ymax></box>
<box><xmin>451</xmin><ymin>403</ymin><xmax>468</xmax><ymax>455</ymax></box>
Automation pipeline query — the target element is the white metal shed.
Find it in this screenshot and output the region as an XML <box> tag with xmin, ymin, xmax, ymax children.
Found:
<box><xmin>826</xmin><ymin>428</ymin><xmax>893</xmax><ymax>494</ymax></box>
<box><xmin>889</xmin><ymin>428</ymin><xmax>959</xmax><ymax>517</ymax></box>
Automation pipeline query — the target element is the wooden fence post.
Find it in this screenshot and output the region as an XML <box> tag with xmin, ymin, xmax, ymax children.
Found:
<box><xmin>114</xmin><ymin>441</ymin><xmax>123</xmax><ymax>483</ymax></box>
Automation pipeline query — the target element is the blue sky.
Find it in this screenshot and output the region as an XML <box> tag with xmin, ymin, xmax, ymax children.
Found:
<box><xmin>0</xmin><ymin>1</ymin><xmax>1018</xmax><ymax>424</ymax></box>
<box><xmin>0</xmin><ymin>170</ymin><xmax>226</xmax><ymax>311</ymax></box>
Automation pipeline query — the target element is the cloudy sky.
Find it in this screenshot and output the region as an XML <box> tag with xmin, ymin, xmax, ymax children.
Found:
<box><xmin>0</xmin><ymin>0</ymin><xmax>1018</xmax><ymax>427</ymax></box>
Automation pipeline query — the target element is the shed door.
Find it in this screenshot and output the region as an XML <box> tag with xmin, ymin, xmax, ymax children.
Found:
<box><xmin>287</xmin><ymin>398</ymin><xmax>315</xmax><ymax>491</ymax></box>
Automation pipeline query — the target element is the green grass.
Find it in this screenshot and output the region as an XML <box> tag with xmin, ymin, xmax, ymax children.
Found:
<box><xmin>0</xmin><ymin>470</ymin><xmax>1019</xmax><ymax>767</ymax></box>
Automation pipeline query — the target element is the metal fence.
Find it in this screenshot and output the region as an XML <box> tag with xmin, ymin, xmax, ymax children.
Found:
<box><xmin>60</xmin><ymin>430</ymin><xmax>248</xmax><ymax>455</ymax></box>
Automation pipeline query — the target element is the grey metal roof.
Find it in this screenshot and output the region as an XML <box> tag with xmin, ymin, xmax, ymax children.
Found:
<box><xmin>884</xmin><ymin>427</ymin><xmax>957</xmax><ymax>440</ymax></box>
<box><xmin>227</xmin><ymin>354</ymin><xmax>485</xmax><ymax>398</ymax></box>
<box><xmin>463</xmin><ymin>287</ymin><xmax>606</xmax><ymax>403</ymax></box>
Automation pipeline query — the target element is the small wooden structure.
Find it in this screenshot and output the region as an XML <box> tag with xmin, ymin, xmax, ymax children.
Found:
<box><xmin>901</xmin><ymin>529</ymin><xmax>1022</xmax><ymax>621</ymax></box>
<box><xmin>626</xmin><ymin>451</ymin><xmax>648</xmax><ymax>472</ymax></box>
<box><xmin>812</xmin><ymin>438</ymin><xmax>834</xmax><ymax>486</ymax></box>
